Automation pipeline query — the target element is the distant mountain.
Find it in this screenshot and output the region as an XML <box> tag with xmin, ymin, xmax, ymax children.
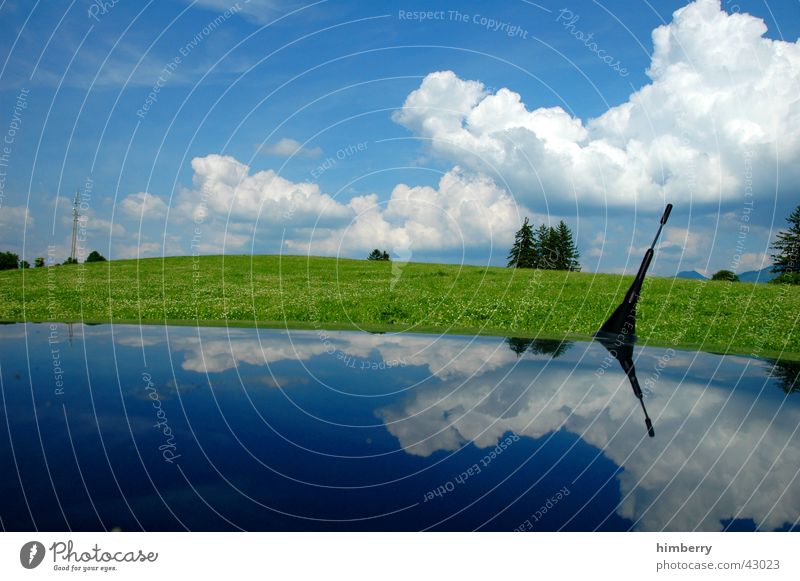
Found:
<box><xmin>738</xmin><ymin>266</ymin><xmax>777</xmax><ymax>283</ymax></box>
<box><xmin>675</xmin><ymin>266</ymin><xmax>777</xmax><ymax>283</ymax></box>
<box><xmin>676</xmin><ymin>270</ymin><xmax>708</xmax><ymax>280</ymax></box>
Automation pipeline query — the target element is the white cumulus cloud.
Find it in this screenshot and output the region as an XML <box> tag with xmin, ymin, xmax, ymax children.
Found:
<box><xmin>258</xmin><ymin>137</ymin><xmax>323</xmax><ymax>158</ymax></box>
<box><xmin>0</xmin><ymin>205</ymin><xmax>33</xmax><ymax>254</ymax></box>
<box><xmin>287</xmin><ymin>167</ymin><xmax>532</xmax><ymax>257</ymax></box>
<box><xmin>173</xmin><ymin>154</ymin><xmax>352</xmax><ymax>242</ymax></box>
<box><xmin>120</xmin><ymin>192</ymin><xmax>169</xmax><ymax>219</ymax></box>
<box><xmin>392</xmin><ymin>0</ymin><xmax>800</xmax><ymax>212</ymax></box>
<box><xmin>172</xmin><ymin>154</ymin><xmax>533</xmax><ymax>257</ymax></box>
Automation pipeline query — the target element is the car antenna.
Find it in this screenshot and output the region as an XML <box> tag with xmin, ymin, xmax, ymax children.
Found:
<box><xmin>594</xmin><ymin>204</ymin><xmax>672</xmax><ymax>438</ymax></box>
<box><xmin>596</xmin><ymin>204</ymin><xmax>672</xmax><ymax>340</ymax></box>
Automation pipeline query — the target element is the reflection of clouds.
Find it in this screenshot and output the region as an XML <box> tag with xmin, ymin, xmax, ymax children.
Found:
<box><xmin>377</xmin><ymin>342</ymin><xmax>800</xmax><ymax>532</ymax></box>
<box><xmin>171</xmin><ymin>335</ymin><xmax>330</xmax><ymax>373</ymax></box>
<box><xmin>334</xmin><ymin>334</ymin><xmax>518</xmax><ymax>380</ymax></box>
<box><xmin>378</xmin><ymin>361</ymin><xmax>608</xmax><ymax>456</ymax></box>
<box><xmin>115</xmin><ymin>334</ymin><xmax>165</xmax><ymax>348</ymax></box>
<box><xmin>110</xmin><ymin>325</ymin><xmax>800</xmax><ymax>530</ymax></box>
<box><xmin>15</xmin><ymin>323</ymin><xmax>798</xmax><ymax>531</ymax></box>
<box><xmin>164</xmin><ymin>328</ymin><xmax>517</xmax><ymax>379</ymax></box>
<box><xmin>248</xmin><ymin>375</ymin><xmax>311</xmax><ymax>389</ymax></box>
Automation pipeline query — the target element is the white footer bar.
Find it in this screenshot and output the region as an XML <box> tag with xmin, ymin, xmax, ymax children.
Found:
<box><xmin>1</xmin><ymin>532</ymin><xmax>796</xmax><ymax>579</ymax></box>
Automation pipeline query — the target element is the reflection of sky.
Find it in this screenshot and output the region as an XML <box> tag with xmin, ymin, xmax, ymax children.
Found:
<box><xmin>1</xmin><ymin>323</ymin><xmax>798</xmax><ymax>531</ymax></box>
<box><xmin>380</xmin><ymin>349</ymin><xmax>800</xmax><ymax>531</ymax></box>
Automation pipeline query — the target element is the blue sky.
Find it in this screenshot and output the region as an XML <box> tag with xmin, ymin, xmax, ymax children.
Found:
<box><xmin>1</xmin><ymin>0</ymin><xmax>799</xmax><ymax>275</ymax></box>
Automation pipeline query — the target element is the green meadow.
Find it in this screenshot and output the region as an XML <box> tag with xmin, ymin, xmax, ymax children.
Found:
<box><xmin>0</xmin><ymin>254</ymin><xmax>798</xmax><ymax>359</ymax></box>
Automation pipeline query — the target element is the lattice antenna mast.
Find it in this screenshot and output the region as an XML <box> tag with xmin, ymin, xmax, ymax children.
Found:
<box><xmin>70</xmin><ymin>188</ymin><xmax>81</xmax><ymax>262</ymax></box>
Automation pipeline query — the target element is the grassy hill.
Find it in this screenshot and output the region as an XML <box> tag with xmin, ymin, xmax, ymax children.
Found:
<box><xmin>0</xmin><ymin>254</ymin><xmax>798</xmax><ymax>358</ymax></box>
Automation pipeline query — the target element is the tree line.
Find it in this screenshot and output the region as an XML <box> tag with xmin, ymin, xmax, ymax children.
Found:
<box><xmin>503</xmin><ymin>203</ymin><xmax>799</xmax><ymax>283</ymax></box>
<box><xmin>507</xmin><ymin>218</ymin><xmax>580</xmax><ymax>271</ymax></box>
<box><xmin>367</xmin><ymin>249</ymin><xmax>390</xmax><ymax>261</ymax></box>
<box><xmin>0</xmin><ymin>250</ymin><xmax>106</xmax><ymax>271</ymax></box>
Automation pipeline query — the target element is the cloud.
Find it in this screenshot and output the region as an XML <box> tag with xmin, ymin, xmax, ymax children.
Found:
<box><xmin>0</xmin><ymin>205</ymin><xmax>33</xmax><ymax>226</ymax></box>
<box><xmin>168</xmin><ymin>154</ymin><xmax>351</xmax><ymax>253</ymax></box>
<box><xmin>176</xmin><ymin>154</ymin><xmax>349</xmax><ymax>227</ymax></box>
<box><xmin>287</xmin><ymin>167</ymin><xmax>532</xmax><ymax>256</ymax></box>
<box><xmin>0</xmin><ymin>206</ymin><xmax>33</xmax><ymax>251</ymax></box>
<box><xmin>171</xmin><ymin>154</ymin><xmax>531</xmax><ymax>257</ymax></box>
<box><xmin>392</xmin><ymin>0</ymin><xmax>800</xmax><ymax>212</ymax></box>
<box><xmin>172</xmin><ymin>334</ymin><xmax>328</xmax><ymax>373</ymax></box>
<box><xmin>165</xmin><ymin>327</ymin><xmax>519</xmax><ymax>378</ymax></box>
<box><xmin>734</xmin><ymin>251</ymin><xmax>772</xmax><ymax>272</ymax></box>
<box><xmin>170</xmin><ymin>330</ymin><xmax>377</xmax><ymax>373</ymax></box>
<box><xmin>112</xmin><ymin>233</ymin><xmax>183</xmax><ymax>259</ymax></box>
<box><xmin>585</xmin><ymin>232</ymin><xmax>606</xmax><ymax>258</ymax></box>
<box><xmin>115</xmin><ymin>334</ymin><xmax>165</xmax><ymax>348</ymax></box>
<box><xmin>53</xmin><ymin>195</ymin><xmax>126</xmax><ymax>235</ymax></box>
<box><xmin>120</xmin><ymin>192</ymin><xmax>169</xmax><ymax>220</ymax></box>
<box><xmin>258</xmin><ymin>138</ymin><xmax>323</xmax><ymax>158</ymax></box>
<box><xmin>659</xmin><ymin>226</ymin><xmax>712</xmax><ymax>260</ymax></box>
<box><xmin>114</xmin><ymin>241</ymin><xmax>163</xmax><ymax>259</ymax></box>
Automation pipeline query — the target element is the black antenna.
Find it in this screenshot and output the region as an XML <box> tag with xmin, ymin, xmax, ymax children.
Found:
<box><xmin>596</xmin><ymin>338</ymin><xmax>655</xmax><ymax>437</ymax></box>
<box><xmin>594</xmin><ymin>204</ymin><xmax>672</xmax><ymax>438</ymax></box>
<box><xmin>596</xmin><ymin>204</ymin><xmax>672</xmax><ymax>340</ymax></box>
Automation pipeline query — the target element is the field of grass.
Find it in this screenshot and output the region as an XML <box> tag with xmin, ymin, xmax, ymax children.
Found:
<box><xmin>0</xmin><ymin>254</ymin><xmax>798</xmax><ymax>358</ymax></box>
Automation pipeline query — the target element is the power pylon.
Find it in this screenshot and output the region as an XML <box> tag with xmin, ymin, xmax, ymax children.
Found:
<box><xmin>70</xmin><ymin>188</ymin><xmax>80</xmax><ymax>262</ymax></box>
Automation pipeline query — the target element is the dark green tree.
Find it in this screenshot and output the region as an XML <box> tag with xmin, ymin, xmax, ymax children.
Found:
<box><xmin>711</xmin><ymin>269</ymin><xmax>739</xmax><ymax>282</ymax></box>
<box><xmin>85</xmin><ymin>250</ymin><xmax>107</xmax><ymax>263</ymax></box>
<box><xmin>63</xmin><ymin>257</ymin><xmax>79</xmax><ymax>265</ymax></box>
<box><xmin>507</xmin><ymin>218</ymin><xmax>536</xmax><ymax>268</ymax></box>
<box><xmin>554</xmin><ymin>221</ymin><xmax>581</xmax><ymax>271</ymax></box>
<box><xmin>771</xmin><ymin>204</ymin><xmax>800</xmax><ymax>280</ymax></box>
<box><xmin>19</xmin><ymin>260</ymin><xmax>30</xmax><ymax>269</ymax></box>
<box><xmin>534</xmin><ymin>222</ymin><xmax>580</xmax><ymax>271</ymax></box>
<box><xmin>505</xmin><ymin>337</ymin><xmax>535</xmax><ymax>356</ymax></box>
<box><xmin>532</xmin><ymin>224</ymin><xmax>552</xmax><ymax>269</ymax></box>
<box><xmin>0</xmin><ymin>251</ymin><xmax>19</xmax><ymax>271</ymax></box>
<box><xmin>529</xmin><ymin>338</ymin><xmax>573</xmax><ymax>358</ymax></box>
<box><xmin>771</xmin><ymin>272</ymin><xmax>800</xmax><ymax>285</ymax></box>
<box><xmin>34</xmin><ymin>257</ymin><xmax>45</xmax><ymax>268</ymax></box>
<box><xmin>769</xmin><ymin>360</ymin><xmax>800</xmax><ymax>395</ymax></box>
<box><xmin>505</xmin><ymin>337</ymin><xmax>573</xmax><ymax>358</ymax></box>
<box><xmin>367</xmin><ymin>249</ymin><xmax>389</xmax><ymax>261</ymax></box>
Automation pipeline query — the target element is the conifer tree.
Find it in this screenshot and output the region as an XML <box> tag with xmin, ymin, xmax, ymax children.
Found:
<box><xmin>512</xmin><ymin>220</ymin><xmax>581</xmax><ymax>271</ymax></box>
<box><xmin>771</xmin><ymin>204</ymin><xmax>800</xmax><ymax>276</ymax></box>
<box><xmin>533</xmin><ymin>224</ymin><xmax>552</xmax><ymax>269</ymax></box>
<box><xmin>555</xmin><ymin>220</ymin><xmax>581</xmax><ymax>271</ymax></box>
<box><xmin>507</xmin><ymin>218</ymin><xmax>536</xmax><ymax>268</ymax></box>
